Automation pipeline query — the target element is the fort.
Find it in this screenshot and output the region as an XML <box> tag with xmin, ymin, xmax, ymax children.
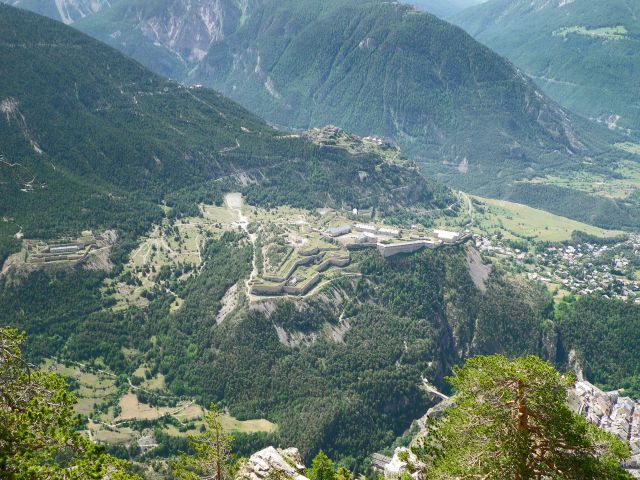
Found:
<box><xmin>25</xmin><ymin>235</ymin><xmax>104</xmax><ymax>265</ymax></box>
<box><xmin>251</xmin><ymin>217</ymin><xmax>470</xmax><ymax>297</ymax></box>
<box><xmin>251</xmin><ymin>249</ymin><xmax>350</xmax><ymax>297</ymax></box>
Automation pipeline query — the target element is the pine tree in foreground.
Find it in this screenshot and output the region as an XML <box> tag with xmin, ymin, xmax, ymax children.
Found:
<box><xmin>173</xmin><ymin>403</ymin><xmax>235</xmax><ymax>480</ymax></box>
<box><xmin>415</xmin><ymin>355</ymin><xmax>633</xmax><ymax>479</ymax></box>
<box><xmin>307</xmin><ymin>451</ymin><xmax>336</xmax><ymax>480</ymax></box>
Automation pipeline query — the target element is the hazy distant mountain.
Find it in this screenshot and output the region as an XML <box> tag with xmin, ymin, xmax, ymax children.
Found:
<box><xmin>453</xmin><ymin>0</ymin><xmax>640</xmax><ymax>134</ymax></box>
<box><xmin>1</xmin><ymin>0</ymin><xmax>112</xmax><ymax>24</ymax></box>
<box><xmin>0</xmin><ymin>0</ymin><xmax>262</xmax><ymax>79</ymax></box>
<box><xmin>193</xmin><ymin>1</ymin><xmax>623</xmax><ymax>204</ymax></box>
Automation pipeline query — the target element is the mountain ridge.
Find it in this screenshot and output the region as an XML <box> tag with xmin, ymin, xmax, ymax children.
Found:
<box><xmin>5</xmin><ymin>0</ymin><xmax>638</xmax><ymax>231</ymax></box>
<box><xmin>0</xmin><ymin>3</ymin><xmax>450</xmax><ymax>262</ymax></box>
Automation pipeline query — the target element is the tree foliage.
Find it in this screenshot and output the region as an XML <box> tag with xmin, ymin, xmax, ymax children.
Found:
<box><xmin>416</xmin><ymin>355</ymin><xmax>632</xmax><ymax>479</ymax></box>
<box><xmin>173</xmin><ymin>403</ymin><xmax>235</xmax><ymax>480</ymax></box>
<box><xmin>556</xmin><ymin>296</ymin><xmax>640</xmax><ymax>396</ymax></box>
<box><xmin>308</xmin><ymin>451</ymin><xmax>336</xmax><ymax>480</ymax></box>
<box><xmin>0</xmin><ymin>327</ymin><xmax>139</xmax><ymax>479</ymax></box>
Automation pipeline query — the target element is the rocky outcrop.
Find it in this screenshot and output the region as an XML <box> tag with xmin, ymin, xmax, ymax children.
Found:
<box><xmin>237</xmin><ymin>447</ymin><xmax>308</xmax><ymax>480</ymax></box>
<box><xmin>568</xmin><ymin>381</ymin><xmax>640</xmax><ymax>477</ymax></box>
<box><xmin>132</xmin><ymin>0</ymin><xmax>243</xmax><ymax>64</ymax></box>
<box><xmin>384</xmin><ymin>448</ymin><xmax>426</xmax><ymax>480</ymax></box>
<box><xmin>76</xmin><ymin>0</ymin><xmax>265</xmax><ymax>79</ymax></box>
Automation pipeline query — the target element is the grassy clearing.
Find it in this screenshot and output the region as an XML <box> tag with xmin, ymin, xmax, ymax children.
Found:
<box><xmin>132</xmin><ymin>365</ymin><xmax>166</xmax><ymax>391</ymax></box>
<box><xmin>248</xmin><ymin>204</ymin><xmax>315</xmax><ymax>226</ymax></box>
<box><xmin>41</xmin><ymin>359</ymin><xmax>117</xmax><ymax>416</ymax></box>
<box><xmin>527</xmin><ymin>168</ymin><xmax>639</xmax><ymax>200</ymax></box>
<box><xmin>219</xmin><ymin>416</ymin><xmax>277</xmax><ymax>433</ymax></box>
<box><xmin>116</xmin><ymin>393</ymin><xmax>275</xmax><ymax>431</ymax></box>
<box><xmin>202</xmin><ymin>205</ymin><xmax>238</xmax><ymax>224</ymax></box>
<box><xmin>553</xmin><ymin>25</ymin><xmax>628</xmax><ymax>40</ymax></box>
<box><xmin>42</xmin><ymin>357</ymin><xmax>276</xmax><ymax>447</ymax></box>
<box><xmin>615</xmin><ymin>142</ymin><xmax>640</xmax><ymax>156</ymax></box>
<box><xmin>89</xmin><ymin>421</ymin><xmax>137</xmax><ymax>444</ymax></box>
<box><xmin>164</xmin><ymin>415</ymin><xmax>276</xmax><ymax>438</ymax></box>
<box><xmin>145</xmin><ymin>373</ymin><xmax>166</xmax><ymax>391</ymax></box>
<box><xmin>474</xmin><ymin>196</ymin><xmax>624</xmax><ymax>242</ymax></box>
<box><xmin>117</xmin><ymin>393</ymin><xmax>184</xmax><ymax>421</ymax></box>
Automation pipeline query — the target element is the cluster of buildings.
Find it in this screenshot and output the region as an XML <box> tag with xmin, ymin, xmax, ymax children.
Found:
<box><xmin>353</xmin><ymin>223</ymin><xmax>401</xmax><ymax>241</ymax></box>
<box><xmin>325</xmin><ymin>223</ymin><xmax>402</xmax><ymax>240</ymax></box>
<box><xmin>30</xmin><ymin>238</ymin><xmax>98</xmax><ymax>264</ymax></box>
<box><xmin>570</xmin><ymin>380</ymin><xmax>640</xmax><ymax>476</ymax></box>
<box><xmin>324</xmin><ymin>223</ymin><xmax>467</xmax><ymax>256</ymax></box>
<box><xmin>251</xmin><ymin>224</ymin><xmax>468</xmax><ymax>297</ymax></box>
<box><xmin>362</xmin><ymin>135</ymin><xmax>394</xmax><ymax>150</ymax></box>
<box><xmin>475</xmin><ymin>234</ymin><xmax>640</xmax><ymax>303</ymax></box>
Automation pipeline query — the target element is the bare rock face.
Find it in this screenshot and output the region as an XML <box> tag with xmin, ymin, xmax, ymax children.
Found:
<box><xmin>569</xmin><ymin>380</ymin><xmax>640</xmax><ymax>476</ymax></box>
<box><xmin>133</xmin><ymin>0</ymin><xmax>240</xmax><ymax>64</ymax></box>
<box><xmin>236</xmin><ymin>447</ymin><xmax>308</xmax><ymax>480</ymax></box>
<box><xmin>4</xmin><ymin>0</ymin><xmax>111</xmax><ymax>24</ymax></box>
<box><xmin>384</xmin><ymin>447</ymin><xmax>426</xmax><ymax>480</ymax></box>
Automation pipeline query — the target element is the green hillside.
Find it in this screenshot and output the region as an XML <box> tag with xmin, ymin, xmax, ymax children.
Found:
<box><xmin>0</xmin><ymin>232</ymin><xmax>555</xmax><ymax>466</ymax></box>
<box><xmin>2</xmin><ymin>3</ymin><xmax>640</xmax><ymax>473</ymax></box>
<box><xmin>188</xmin><ymin>0</ymin><xmax>640</xmax><ymax>228</ymax></box>
<box><xmin>6</xmin><ymin>0</ymin><xmax>640</xmax><ymax>230</ymax></box>
<box><xmin>197</xmin><ymin>0</ymin><xmax>589</xmax><ymax>184</ymax></box>
<box><xmin>0</xmin><ymin>4</ymin><xmax>450</xmax><ymax>263</ymax></box>
<box><xmin>452</xmin><ymin>0</ymin><xmax>640</xmax><ymax>134</ymax></box>
<box><xmin>0</xmin><ymin>6</ymin><xmax>557</xmax><ymax>467</ymax></box>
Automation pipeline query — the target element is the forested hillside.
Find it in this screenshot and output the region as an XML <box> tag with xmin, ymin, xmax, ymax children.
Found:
<box><xmin>188</xmin><ymin>0</ymin><xmax>638</xmax><ymax>229</ymax></box>
<box><xmin>557</xmin><ymin>296</ymin><xmax>640</xmax><ymax>397</ymax></box>
<box><xmin>0</xmin><ymin>4</ymin><xmax>449</xmax><ymax>264</ymax></box>
<box><xmin>453</xmin><ymin>0</ymin><xmax>640</xmax><ymax>134</ymax></box>
<box><xmin>2</xmin><ymin>2</ymin><xmax>640</xmax><ymax>475</ymax></box>
<box><xmin>9</xmin><ymin>0</ymin><xmax>637</xmax><ymax>230</ymax></box>
<box><xmin>195</xmin><ymin>0</ymin><xmax>607</xmax><ymax>191</ymax></box>
<box><xmin>0</xmin><ymin>235</ymin><xmax>554</xmax><ymax>467</ymax></box>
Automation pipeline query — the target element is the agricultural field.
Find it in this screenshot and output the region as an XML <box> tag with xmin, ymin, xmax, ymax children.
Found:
<box><xmin>471</xmin><ymin>196</ymin><xmax>624</xmax><ymax>242</ymax></box>
<box><xmin>525</xmin><ymin>156</ymin><xmax>640</xmax><ymax>201</ymax></box>
<box><xmin>41</xmin><ymin>359</ymin><xmax>118</xmax><ymax>416</ymax></box>
<box><xmin>41</xmin><ymin>358</ymin><xmax>276</xmax><ymax>448</ymax></box>
<box><xmin>553</xmin><ymin>25</ymin><xmax>629</xmax><ymax>40</ymax></box>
